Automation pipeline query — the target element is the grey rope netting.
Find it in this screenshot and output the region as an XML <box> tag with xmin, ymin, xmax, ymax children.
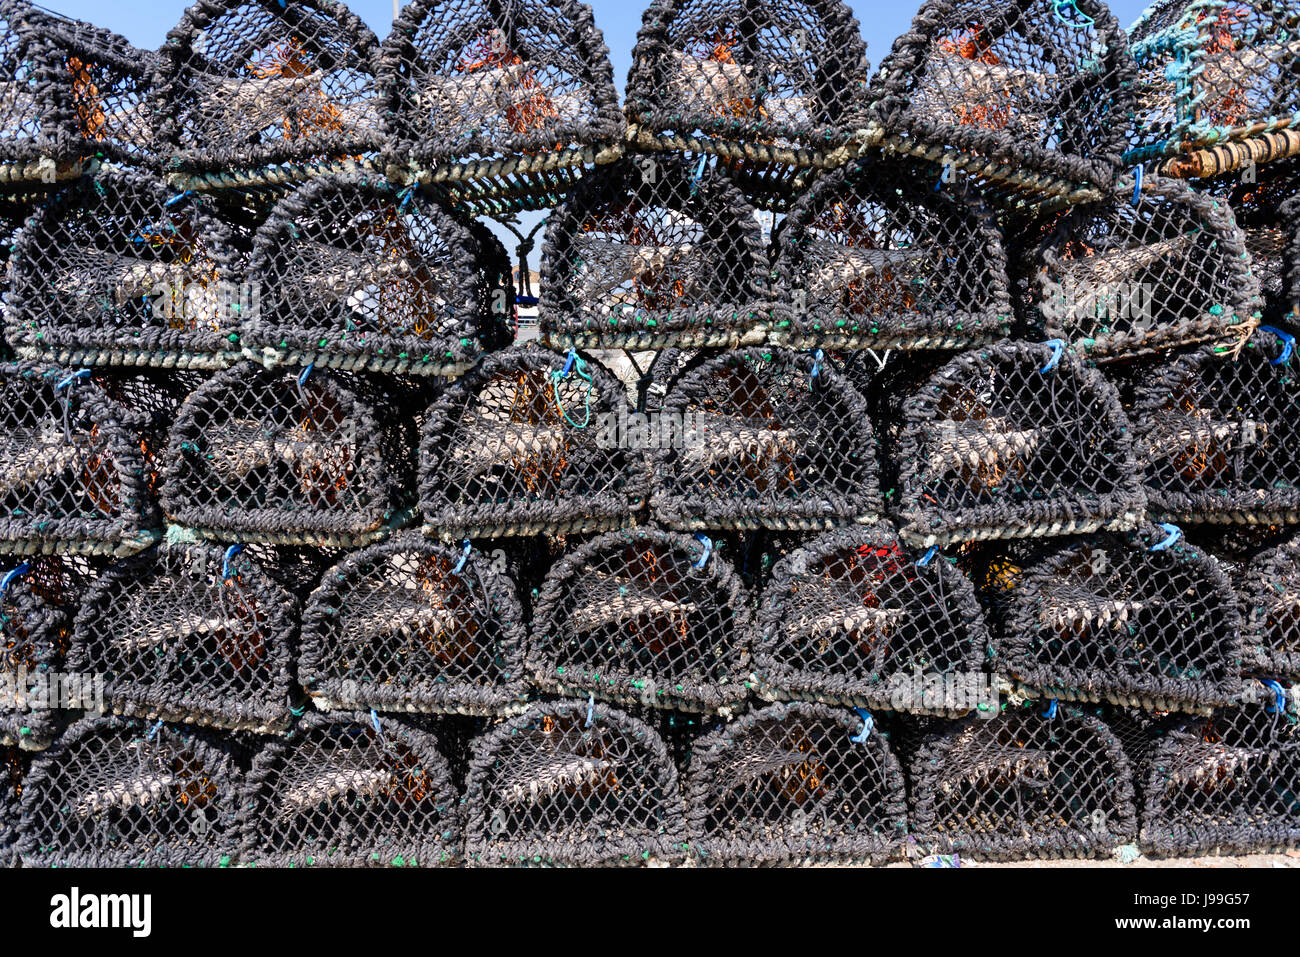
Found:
<box><xmin>683</xmin><ymin>700</ymin><xmax>908</xmax><ymax>865</ymax></box>
<box><xmin>161</xmin><ymin>362</ymin><xmax>424</xmax><ymax>547</ymax></box>
<box><xmin>752</xmin><ymin>523</ymin><xmax>992</xmax><ymax>716</ymax></box>
<box><xmin>419</xmin><ymin>345</ymin><xmax>650</xmax><ymax>539</ymax></box>
<box><xmin>868</xmin><ymin>0</ymin><xmax>1135</xmax><ymax>190</ymax></box>
<box><xmin>893</xmin><ymin>340</ymin><xmax>1146</xmax><ymax>546</ymax></box>
<box><xmin>1020</xmin><ymin>172</ymin><xmax>1262</xmax><ymax>361</ymax></box>
<box><xmin>378</xmin><ymin>0</ymin><xmax>623</xmax><ymax>204</ymax></box>
<box><xmin>770</xmin><ymin>154</ymin><xmax>1012</xmax><ymax>351</ymax></box>
<box><xmin>529</xmin><ymin>527</ymin><xmax>752</xmax><ymax>714</ymax></box>
<box><xmin>66</xmin><ymin>543</ymin><xmax>298</xmax><ymax>733</ymax></box>
<box><xmin>651</xmin><ymin>346</ymin><xmax>881</xmax><ymax>531</ymax></box>
<box><xmin>0</xmin><ymin>0</ymin><xmax>155</xmax><ymax>179</ymax></box>
<box><xmin>1230</xmin><ymin>532</ymin><xmax>1300</xmax><ymax>680</ymax></box>
<box><xmin>1</xmin><ymin>746</ymin><xmax>26</xmax><ymax>866</ymax></box>
<box><xmin>908</xmin><ymin>704</ymin><xmax>1138</xmax><ymax>860</ymax></box>
<box><xmin>987</xmin><ymin>525</ymin><xmax>1244</xmax><ymax>712</ymax></box>
<box><xmin>539</xmin><ymin>155</ymin><xmax>768</xmax><ymax>351</ymax></box>
<box><xmin>1286</xmin><ymin>181</ymin><xmax>1300</xmax><ymax>318</ymax></box>
<box><xmin>7</xmin><ymin>168</ymin><xmax>245</xmax><ymax>368</ymax></box>
<box><xmin>16</xmin><ymin>715</ymin><xmax>242</xmax><ymax>866</ymax></box>
<box><xmin>0</xmin><ymin>555</ymin><xmax>95</xmax><ymax>750</ymax></box>
<box><xmin>239</xmin><ymin>711</ymin><xmax>460</xmax><ymax>867</ymax></box>
<box><xmin>299</xmin><ymin>531</ymin><xmax>529</xmax><ymax>717</ymax></box>
<box><xmin>461</xmin><ymin>698</ymin><xmax>688</xmax><ymax>866</ymax></box>
<box><xmin>1130</xmin><ymin>327</ymin><xmax>1300</xmax><ymax>525</ymax></box>
<box><xmin>245</xmin><ymin>173</ymin><xmax>514</xmax><ymax>377</ymax></box>
<box><xmin>152</xmin><ymin>0</ymin><xmax>385</xmax><ymax>183</ymax></box>
<box><xmin>1137</xmin><ymin>691</ymin><xmax>1300</xmax><ymax>856</ymax></box>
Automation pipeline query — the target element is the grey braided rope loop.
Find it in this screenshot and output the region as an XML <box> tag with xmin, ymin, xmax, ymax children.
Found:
<box><xmin>909</xmin><ymin>704</ymin><xmax>1138</xmax><ymax>861</ymax></box>
<box><xmin>462</xmin><ymin>697</ymin><xmax>688</xmax><ymax>866</ymax></box>
<box><xmin>16</xmin><ymin>714</ymin><xmax>243</xmax><ymax>867</ymax></box>
<box><xmin>684</xmin><ymin>700</ymin><xmax>909</xmax><ymax>866</ymax></box>
<box><xmin>299</xmin><ymin>530</ymin><xmax>529</xmax><ymax>717</ymax></box>
<box><xmin>238</xmin><ymin>710</ymin><xmax>461</xmax><ymax>867</ymax></box>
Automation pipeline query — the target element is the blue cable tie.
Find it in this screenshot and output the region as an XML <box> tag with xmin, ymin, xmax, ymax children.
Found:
<box><xmin>451</xmin><ymin>539</ymin><xmax>471</xmax><ymax>575</ymax></box>
<box><xmin>1042</xmin><ymin>698</ymin><xmax>1058</xmax><ymax>719</ymax></box>
<box><xmin>1039</xmin><ymin>339</ymin><xmax>1066</xmax><ymax>373</ymax></box>
<box><xmin>147</xmin><ymin>719</ymin><xmax>164</xmax><ymax>741</ymax></box>
<box><xmin>1149</xmin><ymin>523</ymin><xmax>1182</xmax><ymax>552</ymax></box>
<box><xmin>54</xmin><ymin>369</ymin><xmax>91</xmax><ymax>391</ymax></box>
<box><xmin>1132</xmin><ymin>165</ymin><xmax>1143</xmax><ymax>206</ymax></box>
<box><xmin>586</xmin><ymin>693</ymin><xmax>595</xmax><ymax>728</ymax></box>
<box><xmin>164</xmin><ymin>190</ymin><xmax>195</xmax><ymax>207</ymax></box>
<box><xmin>689</xmin><ymin>154</ymin><xmax>707</xmax><ymax>194</ymax></box>
<box><xmin>810</xmin><ymin>348</ymin><xmax>823</xmax><ymax>383</ymax></box>
<box><xmin>1258</xmin><ymin>325</ymin><xmax>1295</xmax><ymax>365</ymax></box>
<box><xmin>298</xmin><ymin>363</ymin><xmax>314</xmax><ymax>387</ymax></box>
<box><xmin>850</xmin><ymin>708</ymin><xmax>874</xmax><ymax>743</ymax></box>
<box><xmin>1262</xmin><ymin>679</ymin><xmax>1287</xmax><ymax>714</ymax></box>
<box><xmin>935</xmin><ymin>163</ymin><xmax>952</xmax><ymax>192</ymax></box>
<box><xmin>0</xmin><ymin>563</ymin><xmax>30</xmax><ymax>593</ymax></box>
<box><xmin>693</xmin><ymin>534</ymin><xmax>713</xmax><ymax>569</ymax></box>
<box><xmin>371</xmin><ymin>709</ymin><xmax>383</xmax><ymax>734</ymax></box>
<box><xmin>221</xmin><ymin>544</ymin><xmax>242</xmax><ymax>581</ymax></box>
<box><xmin>560</xmin><ymin>348</ymin><xmax>577</xmax><ymax>378</ymax></box>
<box><xmin>916</xmin><ymin>545</ymin><xmax>938</xmax><ymax>567</ymax></box>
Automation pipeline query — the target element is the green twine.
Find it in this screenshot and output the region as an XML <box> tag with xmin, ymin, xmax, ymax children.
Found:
<box><xmin>551</xmin><ymin>353</ymin><xmax>594</xmax><ymax>429</ymax></box>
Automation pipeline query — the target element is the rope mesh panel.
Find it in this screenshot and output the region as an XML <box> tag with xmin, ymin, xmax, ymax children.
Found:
<box><xmin>771</xmin><ymin>155</ymin><xmax>1012</xmax><ymax>351</ymax></box>
<box><xmin>530</xmin><ymin>527</ymin><xmax>751</xmax><ymax>714</ymax></box>
<box><xmin>1132</xmin><ymin>329</ymin><xmax>1300</xmax><ymax>525</ymax></box>
<box><xmin>1232</xmin><ymin>533</ymin><xmax>1300</xmax><ymax>680</ymax></box>
<box><xmin>684</xmin><ymin>700</ymin><xmax>908</xmax><ymax>865</ymax></box>
<box><xmin>462</xmin><ymin>698</ymin><xmax>687</xmax><ymax>866</ymax></box>
<box><xmin>1</xmin><ymin>746</ymin><xmax>26</xmax><ymax>866</ymax></box>
<box><xmin>16</xmin><ymin>715</ymin><xmax>242</xmax><ymax>866</ymax></box>
<box><xmin>894</xmin><ymin>340</ymin><xmax>1145</xmax><ymax>546</ymax></box>
<box><xmin>239</xmin><ymin>710</ymin><xmax>460</xmax><ymax>867</ymax></box>
<box><xmin>300</xmin><ymin>531</ymin><xmax>528</xmax><ymax>716</ymax></box>
<box><xmin>651</xmin><ymin>346</ymin><xmax>880</xmax><ymax>531</ymax></box>
<box><xmin>909</xmin><ymin>705</ymin><xmax>1139</xmax><ymax>860</ymax></box>
<box><xmin>754</xmin><ymin>523</ymin><xmax>991</xmax><ymax>715</ymax></box>
<box><xmin>419</xmin><ymin>345</ymin><xmax>649</xmax><ymax>539</ymax></box>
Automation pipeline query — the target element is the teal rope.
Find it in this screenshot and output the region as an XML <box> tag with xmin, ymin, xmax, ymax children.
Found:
<box><xmin>551</xmin><ymin>351</ymin><xmax>594</xmax><ymax>429</ymax></box>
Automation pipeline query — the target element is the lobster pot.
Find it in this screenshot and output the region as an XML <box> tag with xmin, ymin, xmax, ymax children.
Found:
<box><xmin>378</xmin><ymin>0</ymin><xmax>622</xmax><ymax>209</ymax></box>
<box><xmin>162</xmin><ymin>362</ymin><xmax>422</xmax><ymax>547</ymax></box>
<box><xmin>0</xmin><ymin>1</ymin><xmax>156</xmax><ymax>179</ymax></box>
<box><xmin>753</xmin><ymin>524</ymin><xmax>991</xmax><ymax>715</ymax></box>
<box><xmin>0</xmin><ymin>556</ymin><xmax>97</xmax><ymax>750</ymax></box>
<box><xmin>868</xmin><ymin>0</ymin><xmax>1134</xmax><ymax>192</ymax></box>
<box><xmin>771</xmin><ymin>156</ymin><xmax>1012</xmax><ymax>351</ymax></box>
<box><xmin>246</xmin><ymin>174</ymin><xmax>513</xmax><ymax>377</ymax></box>
<box><xmin>1131</xmin><ymin>329</ymin><xmax>1300</xmax><ymax>525</ymax></box>
<box><xmin>895</xmin><ymin>341</ymin><xmax>1145</xmax><ymax>546</ymax></box>
<box><xmin>240</xmin><ymin>711</ymin><xmax>459</xmax><ymax>867</ymax></box>
<box><xmin>909</xmin><ymin>707</ymin><xmax>1138</xmax><ymax>860</ymax></box>
<box><xmin>0</xmin><ymin>747</ymin><xmax>25</xmax><ymax>866</ymax></box>
<box><xmin>1139</xmin><ymin>697</ymin><xmax>1300</xmax><ymax>856</ymax></box>
<box><xmin>1129</xmin><ymin>0</ymin><xmax>1300</xmax><ymax>163</ymax></box>
<box><xmin>1236</xmin><ymin>535</ymin><xmax>1300</xmax><ymax>680</ymax></box>
<box><xmin>1024</xmin><ymin>174</ymin><xmax>1261</xmax><ymax>360</ymax></box>
<box><xmin>1287</xmin><ymin>185</ymin><xmax>1300</xmax><ymax>318</ymax></box>
<box><xmin>16</xmin><ymin>716</ymin><xmax>241</xmax><ymax>866</ymax></box>
<box><xmin>623</xmin><ymin>0</ymin><xmax>870</xmax><ymax>189</ymax></box>
<box><xmin>539</xmin><ymin>156</ymin><xmax>768</xmax><ymax>350</ymax></box>
<box><xmin>992</xmin><ymin>527</ymin><xmax>1244</xmax><ymax>713</ymax></box>
<box><xmin>7</xmin><ymin>170</ymin><xmax>245</xmax><ymax>369</ymax></box>
<box><xmin>530</xmin><ymin>528</ymin><xmax>751</xmax><ymax>714</ymax></box>
<box><xmin>684</xmin><ymin>701</ymin><xmax>908</xmax><ymax>866</ymax></box>
<box><xmin>462</xmin><ymin>699</ymin><xmax>687</xmax><ymax>866</ymax></box>
<box><xmin>66</xmin><ymin>544</ymin><xmax>297</xmax><ymax>733</ymax></box>
<box><xmin>152</xmin><ymin>0</ymin><xmax>384</xmax><ymax>185</ymax></box>
<box><xmin>419</xmin><ymin>345</ymin><xmax>649</xmax><ymax>539</ymax></box>
<box><xmin>652</xmin><ymin>348</ymin><xmax>881</xmax><ymax>531</ymax></box>
<box><xmin>300</xmin><ymin>532</ymin><xmax>528</xmax><ymax>716</ymax></box>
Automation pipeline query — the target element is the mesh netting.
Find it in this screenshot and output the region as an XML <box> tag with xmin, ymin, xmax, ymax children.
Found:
<box><xmin>1131</xmin><ymin>328</ymin><xmax>1300</xmax><ymax>525</ymax></box>
<box><xmin>1021</xmin><ymin>172</ymin><xmax>1262</xmax><ymax>360</ymax></box>
<box><xmin>753</xmin><ymin>523</ymin><xmax>991</xmax><ymax>715</ymax></box>
<box><xmin>1</xmin><ymin>746</ymin><xmax>25</xmax><ymax>865</ymax></box>
<box><xmin>419</xmin><ymin>345</ymin><xmax>649</xmax><ymax>539</ymax></box>
<box><xmin>651</xmin><ymin>347</ymin><xmax>880</xmax><ymax>531</ymax></box>
<box><xmin>684</xmin><ymin>700</ymin><xmax>908</xmax><ymax>865</ymax></box>
<box><xmin>869</xmin><ymin>0</ymin><xmax>1135</xmax><ymax>190</ymax></box>
<box><xmin>539</xmin><ymin>155</ymin><xmax>768</xmax><ymax>351</ymax></box>
<box><xmin>1129</xmin><ymin>0</ymin><xmax>1300</xmax><ymax>161</ymax></box>
<box><xmin>529</xmin><ymin>527</ymin><xmax>751</xmax><ymax>714</ymax></box>
<box><xmin>7</xmin><ymin>169</ymin><xmax>246</xmax><ymax>368</ymax></box>
<box><xmin>66</xmin><ymin>543</ymin><xmax>297</xmax><ymax>733</ymax></box>
<box><xmin>153</xmin><ymin>0</ymin><xmax>384</xmax><ymax>181</ymax></box>
<box><xmin>0</xmin><ymin>0</ymin><xmax>156</xmax><ymax>177</ymax></box>
<box><xmin>1234</xmin><ymin>534</ymin><xmax>1300</xmax><ymax>680</ymax></box>
<box><xmin>379</xmin><ymin>0</ymin><xmax>622</xmax><ymax>200</ymax></box>
<box><xmin>1285</xmin><ymin>182</ymin><xmax>1300</xmax><ymax>318</ymax></box>
<box><xmin>239</xmin><ymin>710</ymin><xmax>460</xmax><ymax>867</ymax></box>
<box><xmin>894</xmin><ymin>340</ymin><xmax>1145</xmax><ymax>546</ymax></box>
<box><xmin>909</xmin><ymin>705</ymin><xmax>1138</xmax><ymax>860</ymax></box>
<box><xmin>16</xmin><ymin>715</ymin><xmax>241</xmax><ymax>866</ymax></box>
<box><xmin>462</xmin><ymin>698</ymin><xmax>688</xmax><ymax>866</ymax></box>
<box><xmin>770</xmin><ymin>155</ymin><xmax>1012</xmax><ymax>351</ymax></box>
<box><xmin>1139</xmin><ymin>695</ymin><xmax>1300</xmax><ymax>856</ymax></box>
<box><xmin>989</xmin><ymin>526</ymin><xmax>1244</xmax><ymax>712</ymax></box>
<box><xmin>1</xmin><ymin>555</ymin><xmax>96</xmax><ymax>750</ymax></box>
<box><xmin>161</xmin><ymin>362</ymin><xmax>423</xmax><ymax>547</ymax></box>
<box><xmin>299</xmin><ymin>531</ymin><xmax>528</xmax><ymax>716</ymax></box>
<box><xmin>245</xmin><ymin>173</ymin><xmax>513</xmax><ymax>377</ymax></box>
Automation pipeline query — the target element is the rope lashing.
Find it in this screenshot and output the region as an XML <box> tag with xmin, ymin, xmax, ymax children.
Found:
<box><xmin>451</xmin><ymin>539</ymin><xmax>471</xmax><ymax>576</ymax></box>
<box><xmin>398</xmin><ymin>184</ymin><xmax>417</xmax><ymax>210</ymax></box>
<box><xmin>221</xmin><ymin>544</ymin><xmax>242</xmax><ymax>581</ymax></box>
<box><xmin>1259</xmin><ymin>325</ymin><xmax>1295</xmax><ymax>365</ymax></box>
<box><xmin>1149</xmin><ymin>523</ymin><xmax>1182</xmax><ymax>552</ymax></box>
<box><xmin>1261</xmin><ymin>679</ymin><xmax>1287</xmax><ymax>714</ymax></box>
<box><xmin>1039</xmin><ymin>339</ymin><xmax>1066</xmax><ymax>373</ymax></box>
<box><xmin>689</xmin><ymin>154</ymin><xmax>707</xmax><ymax>196</ymax></box>
<box><xmin>1054</xmin><ymin>0</ymin><xmax>1095</xmax><ymax>29</ymax></box>
<box><xmin>1042</xmin><ymin>698</ymin><xmax>1058</xmax><ymax>719</ymax></box>
<box><xmin>551</xmin><ymin>349</ymin><xmax>593</xmax><ymax>428</ymax></box>
<box><xmin>916</xmin><ymin>545</ymin><xmax>938</xmax><ymax>567</ymax></box>
<box><xmin>54</xmin><ymin>369</ymin><xmax>91</xmax><ymax>443</ymax></box>
<box><xmin>850</xmin><ymin>708</ymin><xmax>874</xmax><ymax>743</ymax></box>
<box><xmin>693</xmin><ymin>533</ymin><xmax>713</xmax><ymax>570</ymax></box>
<box><xmin>0</xmin><ymin>563</ymin><xmax>31</xmax><ymax>593</ymax></box>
